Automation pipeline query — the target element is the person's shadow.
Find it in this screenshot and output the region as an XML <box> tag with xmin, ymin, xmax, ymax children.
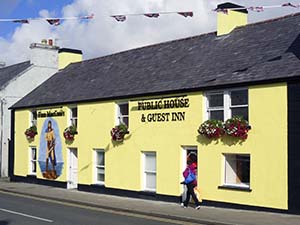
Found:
<box><xmin>0</xmin><ymin>220</ymin><xmax>10</xmax><ymax>225</ymax></box>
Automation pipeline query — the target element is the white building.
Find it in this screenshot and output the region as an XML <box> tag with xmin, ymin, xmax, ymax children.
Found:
<box><xmin>0</xmin><ymin>41</ymin><xmax>82</xmax><ymax>177</ymax></box>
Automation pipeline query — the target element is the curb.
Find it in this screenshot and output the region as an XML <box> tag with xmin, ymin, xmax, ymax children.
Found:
<box><xmin>0</xmin><ymin>187</ymin><xmax>234</xmax><ymax>225</ymax></box>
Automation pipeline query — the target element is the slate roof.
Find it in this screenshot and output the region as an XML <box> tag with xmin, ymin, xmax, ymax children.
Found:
<box><xmin>0</xmin><ymin>61</ymin><xmax>31</xmax><ymax>91</ymax></box>
<box><xmin>12</xmin><ymin>13</ymin><xmax>300</xmax><ymax>109</ymax></box>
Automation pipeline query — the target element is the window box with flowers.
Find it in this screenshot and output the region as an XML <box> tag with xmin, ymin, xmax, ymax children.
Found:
<box><xmin>111</xmin><ymin>123</ymin><xmax>129</xmax><ymax>142</ymax></box>
<box><xmin>24</xmin><ymin>125</ymin><xmax>38</xmax><ymax>140</ymax></box>
<box><xmin>63</xmin><ymin>125</ymin><xmax>78</xmax><ymax>141</ymax></box>
<box><xmin>224</xmin><ymin>116</ymin><xmax>251</xmax><ymax>140</ymax></box>
<box><xmin>198</xmin><ymin>119</ymin><xmax>225</xmax><ymax>139</ymax></box>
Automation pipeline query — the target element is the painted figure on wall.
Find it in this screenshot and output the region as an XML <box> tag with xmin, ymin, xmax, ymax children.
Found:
<box><xmin>38</xmin><ymin>118</ymin><xmax>63</xmax><ymax>180</ymax></box>
<box><xmin>45</xmin><ymin>121</ymin><xmax>56</xmax><ymax>178</ymax></box>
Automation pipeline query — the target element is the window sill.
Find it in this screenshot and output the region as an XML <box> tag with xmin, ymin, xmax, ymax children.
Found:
<box><xmin>218</xmin><ymin>185</ymin><xmax>252</xmax><ymax>192</ymax></box>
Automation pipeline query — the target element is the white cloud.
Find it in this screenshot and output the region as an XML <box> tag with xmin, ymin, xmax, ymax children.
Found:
<box><xmin>0</xmin><ymin>0</ymin><xmax>299</xmax><ymax>65</ymax></box>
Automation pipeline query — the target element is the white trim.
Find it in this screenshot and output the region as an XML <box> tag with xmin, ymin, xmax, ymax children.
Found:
<box><xmin>205</xmin><ymin>88</ymin><xmax>248</xmax><ymax>121</ymax></box>
<box><xmin>142</xmin><ymin>151</ymin><xmax>156</xmax><ymax>192</ymax></box>
<box><xmin>223</xmin><ymin>153</ymin><xmax>250</xmax><ymax>188</ymax></box>
<box><xmin>28</xmin><ymin>146</ymin><xmax>37</xmax><ymax>175</ymax></box>
<box><xmin>93</xmin><ymin>149</ymin><xmax>105</xmax><ymax>185</ymax></box>
<box><xmin>116</xmin><ymin>102</ymin><xmax>129</xmax><ymax>126</ymax></box>
<box><xmin>67</xmin><ymin>148</ymin><xmax>78</xmax><ymax>189</ymax></box>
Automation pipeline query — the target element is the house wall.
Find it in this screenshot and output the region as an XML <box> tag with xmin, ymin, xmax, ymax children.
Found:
<box><xmin>0</xmin><ymin>65</ymin><xmax>58</xmax><ymax>177</ymax></box>
<box><xmin>13</xmin><ymin>83</ymin><xmax>288</xmax><ymax>210</ymax></box>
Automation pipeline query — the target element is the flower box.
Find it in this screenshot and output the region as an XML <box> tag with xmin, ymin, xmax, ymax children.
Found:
<box><xmin>224</xmin><ymin>117</ymin><xmax>251</xmax><ymax>140</ymax></box>
<box><xmin>24</xmin><ymin>125</ymin><xmax>38</xmax><ymax>140</ymax></box>
<box><xmin>111</xmin><ymin>123</ymin><xmax>129</xmax><ymax>142</ymax></box>
<box><xmin>63</xmin><ymin>125</ymin><xmax>78</xmax><ymax>141</ymax></box>
<box><xmin>198</xmin><ymin>119</ymin><xmax>225</xmax><ymax>138</ymax></box>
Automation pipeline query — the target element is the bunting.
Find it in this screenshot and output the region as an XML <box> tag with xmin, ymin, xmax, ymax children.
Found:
<box><xmin>12</xmin><ymin>19</ymin><xmax>29</xmax><ymax>24</ymax></box>
<box><xmin>46</xmin><ymin>19</ymin><xmax>60</xmax><ymax>26</ymax></box>
<box><xmin>0</xmin><ymin>14</ymin><xmax>94</xmax><ymax>26</ymax></box>
<box><xmin>214</xmin><ymin>2</ymin><xmax>300</xmax><ymax>14</ymax></box>
<box><xmin>178</xmin><ymin>12</ymin><xmax>193</xmax><ymax>17</ymax></box>
<box><xmin>111</xmin><ymin>15</ymin><xmax>127</xmax><ymax>22</ymax></box>
<box><xmin>144</xmin><ymin>13</ymin><xmax>160</xmax><ymax>18</ymax></box>
<box><xmin>111</xmin><ymin>11</ymin><xmax>193</xmax><ymax>22</ymax></box>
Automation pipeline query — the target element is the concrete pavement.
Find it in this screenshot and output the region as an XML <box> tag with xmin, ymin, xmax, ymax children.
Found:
<box><xmin>0</xmin><ymin>181</ymin><xmax>299</xmax><ymax>225</ymax></box>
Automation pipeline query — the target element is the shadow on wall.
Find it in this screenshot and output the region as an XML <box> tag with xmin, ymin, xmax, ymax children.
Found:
<box><xmin>196</xmin><ymin>135</ymin><xmax>246</xmax><ymax>146</ymax></box>
<box><xmin>0</xmin><ymin>220</ymin><xmax>11</xmax><ymax>225</ymax></box>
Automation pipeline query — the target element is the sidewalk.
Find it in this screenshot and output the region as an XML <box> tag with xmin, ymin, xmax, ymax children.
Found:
<box><xmin>0</xmin><ymin>181</ymin><xmax>299</xmax><ymax>225</ymax></box>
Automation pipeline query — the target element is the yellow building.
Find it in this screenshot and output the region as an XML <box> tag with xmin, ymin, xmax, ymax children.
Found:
<box><xmin>9</xmin><ymin>3</ymin><xmax>300</xmax><ymax>213</ymax></box>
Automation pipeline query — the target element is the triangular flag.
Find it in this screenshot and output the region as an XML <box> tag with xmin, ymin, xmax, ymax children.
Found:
<box><xmin>144</xmin><ymin>13</ymin><xmax>159</xmax><ymax>18</ymax></box>
<box><xmin>248</xmin><ymin>6</ymin><xmax>264</xmax><ymax>12</ymax></box>
<box><xmin>282</xmin><ymin>3</ymin><xmax>299</xmax><ymax>8</ymax></box>
<box><xmin>111</xmin><ymin>15</ymin><xmax>126</xmax><ymax>22</ymax></box>
<box><xmin>81</xmin><ymin>14</ymin><xmax>94</xmax><ymax>19</ymax></box>
<box><xmin>12</xmin><ymin>19</ymin><xmax>29</xmax><ymax>24</ymax></box>
<box><xmin>47</xmin><ymin>19</ymin><xmax>60</xmax><ymax>26</ymax></box>
<box><xmin>178</xmin><ymin>12</ymin><xmax>193</xmax><ymax>17</ymax></box>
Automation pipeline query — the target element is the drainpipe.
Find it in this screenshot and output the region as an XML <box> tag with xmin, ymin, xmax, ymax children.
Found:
<box><xmin>0</xmin><ymin>98</ymin><xmax>4</xmax><ymax>177</ymax></box>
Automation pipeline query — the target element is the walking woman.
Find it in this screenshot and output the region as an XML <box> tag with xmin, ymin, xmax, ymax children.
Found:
<box><xmin>182</xmin><ymin>160</ymin><xmax>201</xmax><ymax>209</ymax></box>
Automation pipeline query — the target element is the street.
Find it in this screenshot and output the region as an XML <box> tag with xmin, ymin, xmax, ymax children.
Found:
<box><xmin>0</xmin><ymin>192</ymin><xmax>193</xmax><ymax>225</ymax></box>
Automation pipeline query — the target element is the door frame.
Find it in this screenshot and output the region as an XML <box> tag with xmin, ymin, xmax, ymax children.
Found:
<box><xmin>67</xmin><ymin>148</ymin><xmax>78</xmax><ymax>189</ymax></box>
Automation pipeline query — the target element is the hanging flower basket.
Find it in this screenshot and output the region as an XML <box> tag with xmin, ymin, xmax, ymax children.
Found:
<box><xmin>63</xmin><ymin>125</ymin><xmax>78</xmax><ymax>141</ymax></box>
<box><xmin>110</xmin><ymin>123</ymin><xmax>129</xmax><ymax>142</ymax></box>
<box><xmin>198</xmin><ymin>119</ymin><xmax>225</xmax><ymax>138</ymax></box>
<box><xmin>24</xmin><ymin>125</ymin><xmax>38</xmax><ymax>140</ymax></box>
<box><xmin>224</xmin><ymin>116</ymin><xmax>251</xmax><ymax>140</ymax></box>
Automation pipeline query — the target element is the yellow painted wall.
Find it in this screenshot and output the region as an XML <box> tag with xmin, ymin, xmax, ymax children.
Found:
<box><xmin>198</xmin><ymin>83</ymin><xmax>288</xmax><ymax>210</ymax></box>
<box><xmin>58</xmin><ymin>52</ymin><xmax>82</xmax><ymax>70</ymax></box>
<box><xmin>14</xmin><ymin>83</ymin><xmax>288</xmax><ymax>210</ymax></box>
<box><xmin>217</xmin><ymin>10</ymin><xmax>247</xmax><ymax>36</ymax></box>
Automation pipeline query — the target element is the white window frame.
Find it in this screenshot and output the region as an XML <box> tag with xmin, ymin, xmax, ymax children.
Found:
<box><xmin>94</xmin><ymin>149</ymin><xmax>105</xmax><ymax>185</ymax></box>
<box><xmin>223</xmin><ymin>154</ymin><xmax>250</xmax><ymax>188</ymax></box>
<box><xmin>205</xmin><ymin>88</ymin><xmax>248</xmax><ymax>121</ymax></box>
<box><xmin>117</xmin><ymin>102</ymin><xmax>129</xmax><ymax>127</ymax></box>
<box><xmin>30</xmin><ymin>110</ymin><xmax>37</xmax><ymax>126</ymax></box>
<box><xmin>29</xmin><ymin>146</ymin><xmax>37</xmax><ymax>175</ymax></box>
<box><xmin>142</xmin><ymin>152</ymin><xmax>156</xmax><ymax>192</ymax></box>
<box><xmin>69</xmin><ymin>106</ymin><xmax>78</xmax><ymax>128</ymax></box>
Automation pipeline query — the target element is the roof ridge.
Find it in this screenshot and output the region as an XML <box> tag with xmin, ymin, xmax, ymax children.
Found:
<box><xmin>235</xmin><ymin>12</ymin><xmax>300</xmax><ymax>31</ymax></box>
<box><xmin>0</xmin><ymin>60</ymin><xmax>30</xmax><ymax>70</ymax></box>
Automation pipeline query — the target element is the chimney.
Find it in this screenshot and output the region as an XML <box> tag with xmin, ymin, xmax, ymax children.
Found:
<box><xmin>58</xmin><ymin>48</ymin><xmax>82</xmax><ymax>70</ymax></box>
<box><xmin>217</xmin><ymin>2</ymin><xmax>248</xmax><ymax>36</ymax></box>
<box><xmin>30</xmin><ymin>40</ymin><xmax>59</xmax><ymax>68</ymax></box>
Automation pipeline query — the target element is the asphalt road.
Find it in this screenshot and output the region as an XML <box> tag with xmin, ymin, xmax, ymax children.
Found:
<box><xmin>0</xmin><ymin>192</ymin><xmax>187</xmax><ymax>225</ymax></box>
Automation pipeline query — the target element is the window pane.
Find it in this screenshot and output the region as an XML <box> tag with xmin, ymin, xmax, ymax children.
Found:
<box><xmin>208</xmin><ymin>94</ymin><xmax>223</xmax><ymax>107</ymax></box>
<box><xmin>225</xmin><ymin>154</ymin><xmax>250</xmax><ymax>186</ymax></box>
<box><xmin>71</xmin><ymin>108</ymin><xmax>78</xmax><ymax>117</ymax></box>
<box><xmin>231</xmin><ymin>107</ymin><xmax>248</xmax><ymax>121</ymax></box>
<box><xmin>32</xmin><ymin>161</ymin><xmax>36</xmax><ymax>173</ymax></box>
<box><xmin>97</xmin><ymin>173</ymin><xmax>105</xmax><ymax>182</ymax></box>
<box><xmin>231</xmin><ymin>90</ymin><xmax>248</xmax><ymax>105</ymax></box>
<box><xmin>32</xmin><ymin>111</ymin><xmax>37</xmax><ymax>120</ymax></box>
<box><xmin>119</xmin><ymin>104</ymin><xmax>129</xmax><ymax>116</ymax></box>
<box><xmin>97</xmin><ymin>152</ymin><xmax>104</xmax><ymax>166</ymax></box>
<box><xmin>32</xmin><ymin>148</ymin><xmax>36</xmax><ymax>160</ymax></box>
<box><xmin>146</xmin><ymin>173</ymin><xmax>156</xmax><ymax>190</ymax></box>
<box><xmin>209</xmin><ymin>110</ymin><xmax>224</xmax><ymax>121</ymax></box>
<box><xmin>120</xmin><ymin>117</ymin><xmax>129</xmax><ymax>127</ymax></box>
<box><xmin>145</xmin><ymin>154</ymin><xmax>156</xmax><ymax>171</ymax></box>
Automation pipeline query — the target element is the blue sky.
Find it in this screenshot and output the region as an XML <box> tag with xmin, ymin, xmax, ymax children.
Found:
<box><xmin>0</xmin><ymin>0</ymin><xmax>74</xmax><ymax>38</ymax></box>
<box><xmin>0</xmin><ymin>0</ymin><xmax>299</xmax><ymax>65</ymax></box>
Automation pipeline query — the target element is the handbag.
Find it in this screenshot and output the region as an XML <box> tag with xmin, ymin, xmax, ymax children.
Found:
<box><xmin>185</xmin><ymin>169</ymin><xmax>196</xmax><ymax>184</ymax></box>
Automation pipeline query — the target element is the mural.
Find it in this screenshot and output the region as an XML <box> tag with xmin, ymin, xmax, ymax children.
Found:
<box><xmin>38</xmin><ymin>118</ymin><xmax>64</xmax><ymax>179</ymax></box>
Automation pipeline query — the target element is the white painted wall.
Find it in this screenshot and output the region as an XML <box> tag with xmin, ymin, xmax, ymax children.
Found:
<box><xmin>0</xmin><ymin>43</ymin><xmax>59</xmax><ymax>177</ymax></box>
